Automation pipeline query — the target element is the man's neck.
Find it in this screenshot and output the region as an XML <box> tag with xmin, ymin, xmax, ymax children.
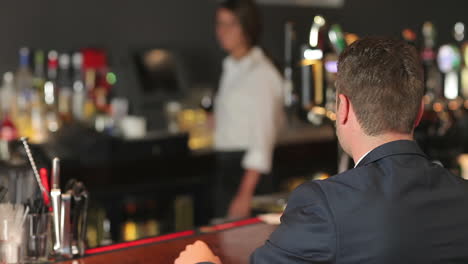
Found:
<box><xmin>351</xmin><ymin>132</ymin><xmax>414</xmax><ymax>164</ymax></box>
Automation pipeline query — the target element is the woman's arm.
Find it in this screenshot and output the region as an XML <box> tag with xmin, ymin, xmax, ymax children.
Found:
<box><xmin>227</xmin><ymin>169</ymin><xmax>261</xmax><ymax>219</ymax></box>
<box><xmin>229</xmin><ymin>70</ymin><xmax>283</xmax><ymax>219</ymax></box>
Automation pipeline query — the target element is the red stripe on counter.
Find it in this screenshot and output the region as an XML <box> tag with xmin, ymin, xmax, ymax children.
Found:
<box><xmin>84</xmin><ymin>217</ymin><xmax>261</xmax><ymax>255</ymax></box>
<box><xmin>85</xmin><ymin>230</ymin><xmax>195</xmax><ymax>255</ymax></box>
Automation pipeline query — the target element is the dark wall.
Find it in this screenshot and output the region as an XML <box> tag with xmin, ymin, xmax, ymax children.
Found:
<box><xmin>0</xmin><ymin>0</ymin><xmax>466</xmax><ymax>95</ymax></box>
<box><xmin>0</xmin><ymin>0</ymin><xmax>220</xmax><ymax>104</ymax></box>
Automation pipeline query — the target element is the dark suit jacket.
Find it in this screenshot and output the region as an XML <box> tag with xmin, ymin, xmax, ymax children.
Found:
<box><xmin>251</xmin><ymin>140</ymin><xmax>468</xmax><ymax>264</ymax></box>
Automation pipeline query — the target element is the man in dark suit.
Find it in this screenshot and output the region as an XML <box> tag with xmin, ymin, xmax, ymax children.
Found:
<box><xmin>175</xmin><ymin>37</ymin><xmax>468</xmax><ymax>263</ymax></box>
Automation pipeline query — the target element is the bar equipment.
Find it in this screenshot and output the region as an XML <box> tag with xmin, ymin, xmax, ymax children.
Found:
<box><xmin>50</xmin><ymin>157</ymin><xmax>62</xmax><ymax>253</ymax></box>
<box><xmin>284</xmin><ymin>21</ymin><xmax>296</xmax><ymax>108</ymax></box>
<box><xmin>24</xmin><ymin>212</ymin><xmax>51</xmax><ymax>262</ymax></box>
<box><xmin>60</xmin><ymin>192</ymin><xmax>72</xmax><ymax>258</ymax></box>
<box><xmin>0</xmin><ymin>203</ymin><xmax>29</xmax><ymax>264</ymax></box>
<box><xmin>301</xmin><ymin>15</ymin><xmax>326</xmax><ymax>110</ymax></box>
<box><xmin>66</xmin><ymin>179</ymin><xmax>89</xmax><ymax>257</ymax></box>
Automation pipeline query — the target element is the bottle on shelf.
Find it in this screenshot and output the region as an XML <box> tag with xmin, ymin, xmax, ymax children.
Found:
<box><xmin>421</xmin><ymin>22</ymin><xmax>443</xmax><ymax>105</ymax></box>
<box><xmin>2</xmin><ymin>46</ymin><xmax>116</xmax><ymax>140</ymax></box>
<box><xmin>57</xmin><ymin>53</ymin><xmax>73</xmax><ymax>123</ymax></box>
<box><xmin>72</xmin><ymin>52</ymin><xmax>86</xmax><ymax>122</ymax></box>
<box><xmin>144</xmin><ymin>199</ymin><xmax>160</xmax><ymax>237</ymax></box>
<box><xmin>33</xmin><ymin>49</ymin><xmax>46</xmax><ymax>101</ymax></box>
<box><xmin>0</xmin><ymin>72</ymin><xmax>18</xmax><ymax>141</ymax></box>
<box><xmin>15</xmin><ymin>47</ymin><xmax>34</xmax><ymax>138</ymax></box>
<box><xmin>0</xmin><ymin>72</ymin><xmax>16</xmax><ymax>121</ymax></box>
<box><xmin>44</xmin><ymin>50</ymin><xmax>60</xmax><ymax>133</ymax></box>
<box><xmin>29</xmin><ymin>50</ymin><xmax>48</xmax><ymax>143</ymax></box>
<box><xmin>122</xmin><ymin>198</ymin><xmax>138</xmax><ymax>242</ymax></box>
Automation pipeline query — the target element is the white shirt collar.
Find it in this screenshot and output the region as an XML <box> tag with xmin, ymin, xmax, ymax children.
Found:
<box><xmin>354</xmin><ymin>150</ymin><xmax>372</xmax><ymax>168</ymax></box>
<box><xmin>224</xmin><ymin>46</ymin><xmax>263</xmax><ymax>71</ymax></box>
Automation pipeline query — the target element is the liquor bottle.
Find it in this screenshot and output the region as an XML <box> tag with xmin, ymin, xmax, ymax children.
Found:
<box><xmin>453</xmin><ymin>22</ymin><xmax>465</xmax><ymax>102</ymax></box>
<box><xmin>422</xmin><ymin>22</ymin><xmax>442</xmax><ymax>104</ymax></box>
<box><xmin>30</xmin><ymin>50</ymin><xmax>48</xmax><ymax>143</ymax></box>
<box><xmin>100</xmin><ymin>217</ymin><xmax>113</xmax><ymax>246</ymax></box>
<box><xmin>0</xmin><ymin>72</ymin><xmax>18</xmax><ymax>141</ymax></box>
<box><xmin>83</xmin><ymin>48</ymin><xmax>113</xmax><ymax>128</ymax></box>
<box><xmin>44</xmin><ymin>50</ymin><xmax>60</xmax><ymax>132</ymax></box>
<box><xmin>94</xmin><ymin>72</ymin><xmax>110</xmax><ymax>114</ymax></box>
<box><xmin>57</xmin><ymin>53</ymin><xmax>73</xmax><ymax>123</ymax></box>
<box><xmin>29</xmin><ymin>99</ymin><xmax>47</xmax><ymax>143</ymax></box>
<box><xmin>85</xmin><ymin>206</ymin><xmax>107</xmax><ymax>248</ymax></box>
<box><xmin>328</xmin><ymin>24</ymin><xmax>346</xmax><ymax>55</ymax></box>
<box><xmin>122</xmin><ymin>199</ymin><xmax>138</xmax><ymax>241</ymax></box>
<box><xmin>437</xmin><ymin>45</ymin><xmax>462</xmax><ymax>101</ymax></box>
<box><xmin>174</xmin><ymin>195</ymin><xmax>193</xmax><ymax>232</ymax></box>
<box><xmin>72</xmin><ymin>52</ymin><xmax>86</xmax><ymax>121</ymax></box>
<box><xmin>454</xmin><ymin>22</ymin><xmax>465</xmax><ymax>43</ymax></box>
<box><xmin>46</xmin><ymin>50</ymin><xmax>58</xmax><ymax>104</ymax></box>
<box><xmin>453</xmin><ymin>22</ymin><xmax>467</xmax><ymax>100</ymax></box>
<box><xmin>0</xmin><ymin>114</ymin><xmax>18</xmax><ymax>142</ymax></box>
<box><xmin>15</xmin><ymin>47</ymin><xmax>34</xmax><ymax>138</ymax></box>
<box><xmin>83</xmin><ymin>66</ymin><xmax>97</xmax><ymax>123</ymax></box>
<box><xmin>144</xmin><ymin>200</ymin><xmax>159</xmax><ymax>237</ymax></box>
<box><xmin>0</xmin><ymin>72</ymin><xmax>15</xmax><ymax>121</ymax></box>
<box><xmin>33</xmin><ymin>50</ymin><xmax>46</xmax><ymax>99</ymax></box>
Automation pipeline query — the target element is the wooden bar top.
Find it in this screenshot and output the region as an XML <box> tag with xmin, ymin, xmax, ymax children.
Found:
<box><xmin>58</xmin><ymin>219</ymin><xmax>277</xmax><ymax>264</ymax></box>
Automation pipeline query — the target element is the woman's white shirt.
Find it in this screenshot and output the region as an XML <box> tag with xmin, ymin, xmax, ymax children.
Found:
<box><xmin>214</xmin><ymin>47</ymin><xmax>285</xmax><ymax>174</ymax></box>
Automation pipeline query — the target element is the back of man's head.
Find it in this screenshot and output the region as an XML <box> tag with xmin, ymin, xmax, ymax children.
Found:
<box><xmin>337</xmin><ymin>36</ymin><xmax>424</xmax><ymax>136</ymax></box>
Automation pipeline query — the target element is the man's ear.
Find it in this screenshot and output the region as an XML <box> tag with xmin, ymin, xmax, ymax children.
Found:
<box><xmin>337</xmin><ymin>93</ymin><xmax>350</xmax><ymax>125</ymax></box>
<box><xmin>414</xmin><ymin>99</ymin><xmax>424</xmax><ymax>128</ymax></box>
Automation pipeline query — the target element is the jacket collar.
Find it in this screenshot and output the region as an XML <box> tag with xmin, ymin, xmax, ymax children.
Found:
<box><xmin>356</xmin><ymin>140</ymin><xmax>428</xmax><ymax>168</ymax></box>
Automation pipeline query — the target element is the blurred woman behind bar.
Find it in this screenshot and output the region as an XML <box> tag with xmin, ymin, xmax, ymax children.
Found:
<box><xmin>213</xmin><ymin>0</ymin><xmax>285</xmax><ymax>220</ymax></box>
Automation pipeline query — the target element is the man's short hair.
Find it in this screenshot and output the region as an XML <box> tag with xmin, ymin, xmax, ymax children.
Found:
<box><xmin>336</xmin><ymin>36</ymin><xmax>424</xmax><ymax>136</ymax></box>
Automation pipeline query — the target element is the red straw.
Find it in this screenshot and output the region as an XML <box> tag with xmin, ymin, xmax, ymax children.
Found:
<box><xmin>39</xmin><ymin>168</ymin><xmax>50</xmax><ymax>206</ymax></box>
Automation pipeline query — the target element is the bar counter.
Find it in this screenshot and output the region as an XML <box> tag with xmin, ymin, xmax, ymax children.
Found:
<box><xmin>57</xmin><ymin>218</ymin><xmax>276</xmax><ymax>264</ymax></box>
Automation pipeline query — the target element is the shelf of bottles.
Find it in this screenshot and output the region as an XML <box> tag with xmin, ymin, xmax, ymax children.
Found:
<box><xmin>0</xmin><ymin>48</ymin><xmax>117</xmax><ymax>144</ymax></box>
<box><xmin>401</xmin><ymin>22</ymin><xmax>468</xmax><ymax>173</ymax></box>
<box><xmin>283</xmin><ymin>18</ymin><xmax>468</xmax><ymax>173</ymax></box>
<box><xmin>85</xmin><ymin>194</ymin><xmax>194</xmax><ymax>248</ymax></box>
<box><xmin>283</xmin><ymin>18</ymin><xmax>468</xmax><ymax>121</ymax></box>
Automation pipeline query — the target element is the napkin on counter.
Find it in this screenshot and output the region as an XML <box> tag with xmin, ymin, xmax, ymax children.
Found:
<box><xmin>258</xmin><ymin>213</ymin><xmax>282</xmax><ymax>225</ymax></box>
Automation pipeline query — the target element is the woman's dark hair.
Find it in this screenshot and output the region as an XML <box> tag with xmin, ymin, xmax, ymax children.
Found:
<box><xmin>218</xmin><ymin>0</ymin><xmax>262</xmax><ymax>47</ymax></box>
